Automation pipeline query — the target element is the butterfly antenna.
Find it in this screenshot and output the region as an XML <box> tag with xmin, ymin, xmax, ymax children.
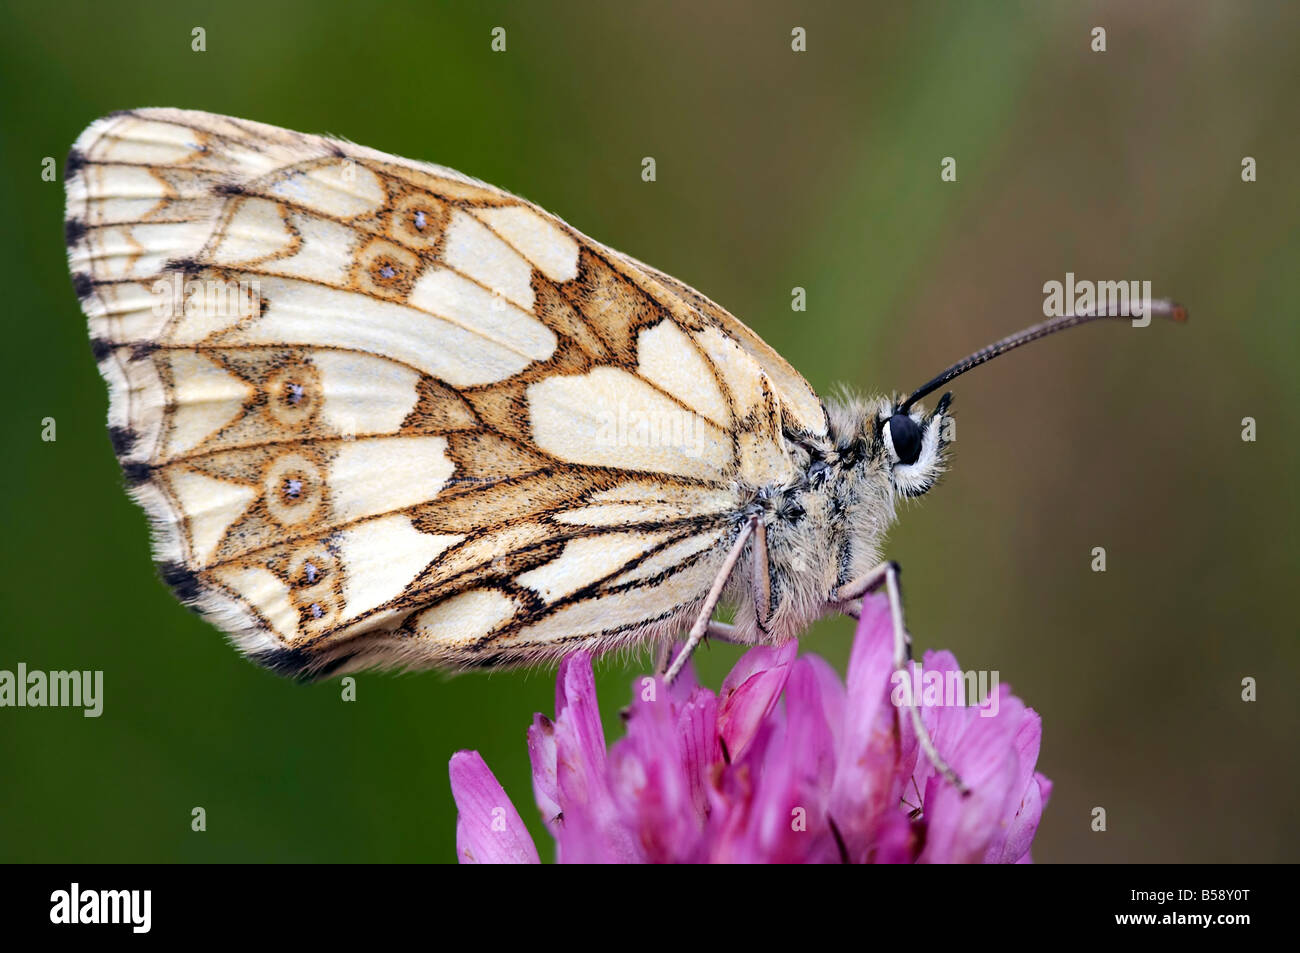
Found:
<box><xmin>900</xmin><ymin>299</ymin><xmax>1187</xmax><ymax>413</ymax></box>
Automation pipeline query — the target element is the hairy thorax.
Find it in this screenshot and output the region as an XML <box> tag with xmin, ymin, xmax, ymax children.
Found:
<box><xmin>725</xmin><ymin>395</ymin><xmax>900</xmax><ymax>644</ymax></box>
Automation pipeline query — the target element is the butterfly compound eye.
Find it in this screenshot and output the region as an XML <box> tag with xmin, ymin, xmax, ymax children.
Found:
<box><xmin>887</xmin><ymin>414</ymin><xmax>922</xmax><ymax>465</ymax></box>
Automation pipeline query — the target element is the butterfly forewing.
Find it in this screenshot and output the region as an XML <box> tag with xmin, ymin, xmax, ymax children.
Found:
<box><xmin>65</xmin><ymin>109</ymin><xmax>827</xmax><ymax>676</ymax></box>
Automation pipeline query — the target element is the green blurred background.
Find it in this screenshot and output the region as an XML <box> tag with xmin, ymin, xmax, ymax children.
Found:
<box><xmin>2</xmin><ymin>0</ymin><xmax>1296</xmax><ymax>863</ymax></box>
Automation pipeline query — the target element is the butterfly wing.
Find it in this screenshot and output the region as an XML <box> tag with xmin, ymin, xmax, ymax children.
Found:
<box><xmin>65</xmin><ymin>109</ymin><xmax>828</xmax><ymax>676</ymax></box>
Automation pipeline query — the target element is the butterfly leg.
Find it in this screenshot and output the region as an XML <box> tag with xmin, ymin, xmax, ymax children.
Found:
<box><xmin>833</xmin><ymin>562</ymin><xmax>970</xmax><ymax>796</ymax></box>
<box><xmin>654</xmin><ymin>621</ymin><xmax>745</xmax><ymax>676</ymax></box>
<box><xmin>752</xmin><ymin>519</ymin><xmax>773</xmax><ymax>633</ymax></box>
<box><xmin>704</xmin><ymin>621</ymin><xmax>742</xmax><ymax>643</ymax></box>
<box><xmin>663</xmin><ymin>515</ymin><xmax>760</xmax><ymax>684</ymax></box>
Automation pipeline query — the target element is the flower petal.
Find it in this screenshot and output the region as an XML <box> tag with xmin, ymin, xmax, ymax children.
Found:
<box><xmin>917</xmin><ymin>687</ymin><xmax>1026</xmax><ymax>864</ymax></box>
<box><xmin>675</xmin><ymin>685</ymin><xmax>720</xmax><ymax>819</ymax></box>
<box><xmin>717</xmin><ymin>640</ymin><xmax>798</xmax><ymax>762</ymax></box>
<box><xmin>608</xmin><ymin>676</ymin><xmax>705</xmax><ymax>862</ymax></box>
<box><xmin>527</xmin><ymin>713</ymin><xmax>561</xmax><ymax>834</ymax></box>
<box><xmin>828</xmin><ymin>594</ymin><xmax>900</xmax><ymax>861</ymax></box>
<box><xmin>743</xmin><ymin>658</ymin><xmax>842</xmax><ymax>863</ymax></box>
<box><xmin>990</xmin><ymin>768</ymin><xmax>1048</xmax><ymax>864</ymax></box>
<box><xmin>804</xmin><ymin>653</ymin><xmax>847</xmax><ymax>753</ymax></box>
<box><xmin>554</xmin><ymin>652</ymin><xmax>607</xmax><ymax>777</ymax></box>
<box><xmin>704</xmin><ymin>717</ymin><xmax>780</xmax><ymax>862</ymax></box>
<box><xmin>449</xmin><ymin>750</ymin><xmax>539</xmax><ymax>864</ymax></box>
<box><xmin>551</xmin><ymin>653</ymin><xmax>641</xmax><ymax>862</ymax></box>
<box><xmin>981</xmin><ymin>704</ymin><xmax>1047</xmax><ymax>863</ymax></box>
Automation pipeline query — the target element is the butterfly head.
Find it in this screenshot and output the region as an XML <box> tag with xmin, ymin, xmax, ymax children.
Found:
<box><xmin>879</xmin><ymin>393</ymin><xmax>952</xmax><ymax>498</ymax></box>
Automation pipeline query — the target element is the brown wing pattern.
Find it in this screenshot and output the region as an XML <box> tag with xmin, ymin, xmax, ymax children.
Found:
<box><xmin>65</xmin><ymin>109</ymin><xmax>825</xmax><ymax>676</ymax></box>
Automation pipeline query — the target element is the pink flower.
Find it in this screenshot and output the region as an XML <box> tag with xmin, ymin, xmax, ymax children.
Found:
<box><xmin>448</xmin><ymin>751</ymin><xmax>539</xmax><ymax>864</ymax></box>
<box><xmin>449</xmin><ymin>595</ymin><xmax>1051</xmax><ymax>863</ymax></box>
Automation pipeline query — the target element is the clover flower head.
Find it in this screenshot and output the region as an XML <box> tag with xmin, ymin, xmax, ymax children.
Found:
<box><xmin>450</xmin><ymin>595</ymin><xmax>1051</xmax><ymax>863</ymax></box>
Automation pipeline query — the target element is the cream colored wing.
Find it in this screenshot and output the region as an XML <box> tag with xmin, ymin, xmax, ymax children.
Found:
<box><xmin>65</xmin><ymin>109</ymin><xmax>823</xmax><ymax>677</ymax></box>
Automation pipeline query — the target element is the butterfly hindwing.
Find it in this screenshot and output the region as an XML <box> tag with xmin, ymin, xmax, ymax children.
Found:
<box><xmin>66</xmin><ymin>109</ymin><xmax>826</xmax><ymax>676</ymax></box>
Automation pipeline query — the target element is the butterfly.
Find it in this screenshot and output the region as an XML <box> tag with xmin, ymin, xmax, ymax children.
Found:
<box><xmin>65</xmin><ymin>110</ymin><xmax>1183</xmax><ymax>790</ymax></box>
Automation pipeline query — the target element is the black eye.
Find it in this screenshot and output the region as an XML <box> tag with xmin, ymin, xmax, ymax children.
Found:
<box><xmin>887</xmin><ymin>414</ymin><xmax>922</xmax><ymax>465</ymax></box>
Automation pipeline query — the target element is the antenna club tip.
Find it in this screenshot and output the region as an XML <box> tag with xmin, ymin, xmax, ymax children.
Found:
<box><xmin>1154</xmin><ymin>299</ymin><xmax>1188</xmax><ymax>322</ymax></box>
